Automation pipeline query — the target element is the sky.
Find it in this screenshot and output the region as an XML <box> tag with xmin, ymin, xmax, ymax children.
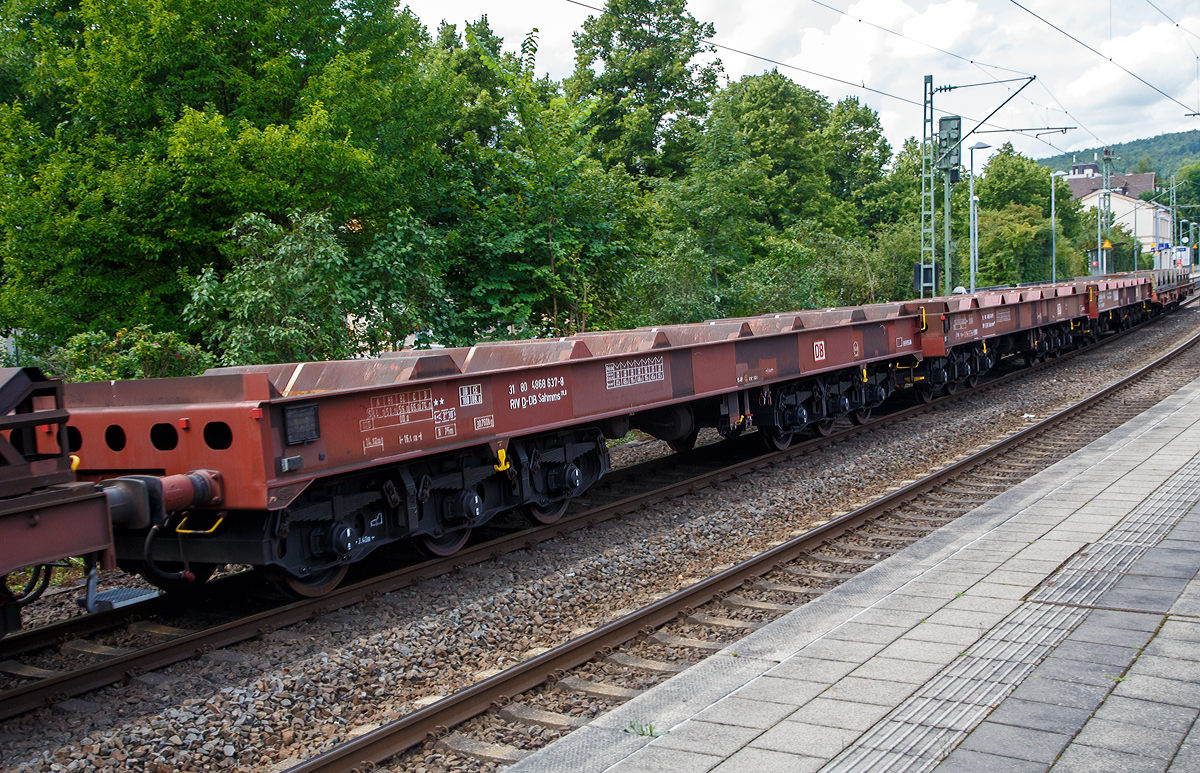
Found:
<box><xmin>398</xmin><ymin>0</ymin><xmax>1200</xmax><ymax>168</ymax></box>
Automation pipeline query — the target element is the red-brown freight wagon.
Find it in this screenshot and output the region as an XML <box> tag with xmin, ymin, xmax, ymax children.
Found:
<box><xmin>9</xmin><ymin>271</ymin><xmax>1188</xmax><ymax>599</ymax></box>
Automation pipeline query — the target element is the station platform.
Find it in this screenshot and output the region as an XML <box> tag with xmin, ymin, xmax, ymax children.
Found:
<box><xmin>508</xmin><ymin>374</ymin><xmax>1200</xmax><ymax>773</ymax></box>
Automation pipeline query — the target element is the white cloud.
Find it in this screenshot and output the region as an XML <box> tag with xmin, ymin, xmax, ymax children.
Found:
<box><xmin>399</xmin><ymin>0</ymin><xmax>1200</xmax><ymax>163</ymax></box>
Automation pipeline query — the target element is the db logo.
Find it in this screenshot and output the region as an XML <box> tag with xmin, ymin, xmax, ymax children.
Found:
<box><xmin>814</xmin><ymin>340</ymin><xmax>826</xmax><ymax>362</ymax></box>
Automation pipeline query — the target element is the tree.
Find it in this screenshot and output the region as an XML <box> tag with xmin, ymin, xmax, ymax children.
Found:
<box><xmin>184</xmin><ymin>210</ymin><xmax>447</xmax><ymax>365</ymax></box>
<box><xmin>569</xmin><ymin>0</ymin><xmax>720</xmax><ymax>179</ymax></box>
<box><xmin>0</xmin><ymin>0</ymin><xmax>444</xmax><ymax>352</ymax></box>
<box><xmin>823</xmin><ymin>97</ymin><xmax>892</xmax><ymax>231</ymax></box>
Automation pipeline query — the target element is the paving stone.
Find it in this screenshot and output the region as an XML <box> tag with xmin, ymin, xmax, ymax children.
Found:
<box><xmin>1072</xmin><ymin>717</ymin><xmax>1186</xmax><ymax>759</ymax></box>
<box><xmin>823</xmin><ymin>622</ymin><xmax>909</xmax><ymax>645</ymax></box>
<box><xmin>849</xmin><ymin>607</ymin><xmax>929</xmax><ymax>629</ymax></box>
<box><xmin>981</xmin><ymin>570</ymin><xmax>1048</xmax><ymax>589</ymax></box>
<box><xmin>650</xmin><ymin>720</ymin><xmax>762</xmax><ymax>758</ymax></box>
<box><xmin>848</xmin><ymin>656</ymin><xmax>946</xmax><ymax>685</ymax></box>
<box><xmin>1097</xmin><ymin>587</ymin><xmax>1185</xmax><ymax>613</ymax></box>
<box><xmin>749</xmin><ymin>720</ymin><xmax>861</xmax><ymax>757</ymax></box>
<box><xmin>1169</xmin><ymin>742</ymin><xmax>1200</xmax><ymax>772</ymax></box>
<box><xmin>963</xmin><ymin>582</ymin><xmax>1031</xmax><ymax>600</ymax></box>
<box><xmin>1091</xmin><ymin>696</ymin><xmax>1200</xmax><ymax>734</ymax></box>
<box><xmin>1028</xmin><ymin>655</ymin><xmax>1128</xmax><ymax>687</ymax></box>
<box><xmin>785</xmin><ymin>698</ymin><xmax>892</xmax><ymax>732</ymax></box>
<box><xmin>924</xmin><ymin>608</ymin><xmax>1008</xmax><ymax>630</ymax></box>
<box><xmin>791</xmin><ymin>638</ymin><xmax>886</xmax><ymax>663</ymax></box>
<box><xmin>1131</xmin><ymin>654</ymin><xmax>1200</xmax><ymax>682</ymax></box>
<box><xmin>935</xmin><ymin>749</ymin><xmax>1051</xmax><ymax>772</ymax></box>
<box><xmin>710</xmin><ymin>747</ymin><xmax>823</xmax><ymax>773</ymax></box>
<box><xmin>1050</xmin><ymin>640</ymin><xmax>1140</xmax><ymax>668</ymax></box>
<box><xmin>874</xmin><ymin>594</ymin><xmax>950</xmax><ymax>614</ymax></box>
<box><xmin>1157</xmin><ymin>619</ymin><xmax>1200</xmax><ymax>642</ymax></box>
<box><xmin>1111</xmin><ymin>575</ymin><xmax>1191</xmax><ymax>593</ymax></box>
<box><xmin>875</xmin><ymin>638</ymin><xmax>966</xmax><ymax>665</ymax></box>
<box><xmin>693</xmin><ymin>697</ymin><xmax>798</xmax><ymax>730</ymax></box>
<box><xmin>1129</xmin><ymin>547</ymin><xmax>1200</xmax><ymax>578</ymax></box>
<box><xmin>1083</xmin><ymin>608</ymin><xmax>1163</xmax><ymax>632</ymax></box>
<box><xmin>732</xmin><ymin>677</ymin><xmax>825</xmax><ymax>707</ymax></box>
<box><xmin>957</xmin><ymin>721</ymin><xmax>1071</xmax><ymax>763</ymax></box>
<box><xmin>943</xmin><ymin>595</ymin><xmax>1023</xmax><ymax>616</ymax></box>
<box><xmin>907</xmin><ymin>622</ymin><xmax>990</xmax><ymax>646</ymax></box>
<box><xmin>1006</xmin><ymin>675</ymin><xmax>1112</xmax><ymax>711</ymax></box>
<box><xmin>985</xmin><ymin>698</ymin><xmax>1091</xmax><ymax>735</ymax></box>
<box><xmin>1142</xmin><ymin>636</ymin><xmax>1200</xmax><ymax>663</ymax></box>
<box><xmin>609</xmin><ymin>744</ymin><xmax>720</xmax><ymax>773</ymax></box>
<box><xmin>1113</xmin><ymin>673</ymin><xmax>1200</xmax><ymax>707</ymax></box>
<box><xmin>821</xmin><ymin>675</ymin><xmax>917</xmax><ymax>706</ymax></box>
<box><xmin>767</xmin><ymin>657</ymin><xmax>857</xmax><ymax>684</ymax></box>
<box><xmin>1065</xmin><ymin>620</ymin><xmax>1156</xmax><ymax>649</ymax></box>
<box><xmin>1050</xmin><ymin>743</ymin><xmax>1169</xmax><ymax>773</ymax></box>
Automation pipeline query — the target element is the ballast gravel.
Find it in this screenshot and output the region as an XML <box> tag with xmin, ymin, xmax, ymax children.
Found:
<box><xmin>3</xmin><ymin>307</ymin><xmax>1199</xmax><ymax>773</ymax></box>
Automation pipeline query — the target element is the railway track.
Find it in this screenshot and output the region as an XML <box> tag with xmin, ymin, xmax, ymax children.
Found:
<box><xmin>278</xmin><ymin>314</ymin><xmax>1200</xmax><ymax>773</ymax></box>
<box><xmin>0</xmin><ymin>304</ymin><xmax>1194</xmax><ymax>730</ymax></box>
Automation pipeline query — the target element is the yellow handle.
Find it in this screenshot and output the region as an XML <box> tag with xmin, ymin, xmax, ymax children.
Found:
<box><xmin>70</xmin><ymin>455</ymin><xmax>80</xmax><ymax>472</ymax></box>
<box><xmin>176</xmin><ymin>515</ymin><xmax>224</xmax><ymax>535</ymax></box>
<box><xmin>494</xmin><ymin>448</ymin><xmax>511</xmax><ymax>472</ymax></box>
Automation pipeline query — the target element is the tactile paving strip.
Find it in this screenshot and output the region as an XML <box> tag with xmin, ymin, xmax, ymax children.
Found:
<box><xmin>820</xmin><ymin>452</ymin><xmax>1200</xmax><ymax>773</ymax></box>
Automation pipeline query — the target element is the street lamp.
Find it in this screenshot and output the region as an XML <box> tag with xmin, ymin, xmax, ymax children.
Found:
<box><xmin>969</xmin><ymin>141</ymin><xmax>990</xmax><ymax>292</ymax></box>
<box><xmin>1051</xmin><ymin>170</ymin><xmax>1067</xmax><ymax>282</ymax></box>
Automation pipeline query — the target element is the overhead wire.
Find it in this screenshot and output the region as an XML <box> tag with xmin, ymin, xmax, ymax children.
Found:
<box><xmin>1141</xmin><ymin>0</ymin><xmax>1200</xmax><ymax>112</ymax></box>
<box><xmin>1008</xmin><ymin>0</ymin><xmax>1195</xmax><ymax>113</ymax></box>
<box><xmin>560</xmin><ymin>0</ymin><xmax>1074</xmax><ymax>153</ymax></box>
<box><xmin>803</xmin><ymin>0</ymin><xmax>1098</xmax><ymax>149</ymax></box>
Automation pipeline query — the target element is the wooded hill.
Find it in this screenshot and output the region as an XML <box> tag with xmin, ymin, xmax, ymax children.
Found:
<box><xmin>1039</xmin><ymin>130</ymin><xmax>1200</xmax><ymax>177</ymax></box>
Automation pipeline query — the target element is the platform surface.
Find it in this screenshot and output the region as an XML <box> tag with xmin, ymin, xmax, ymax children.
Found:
<box><xmin>507</xmin><ymin>374</ymin><xmax>1200</xmax><ymax>773</ymax></box>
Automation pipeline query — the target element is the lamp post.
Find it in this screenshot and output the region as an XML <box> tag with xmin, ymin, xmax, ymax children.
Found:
<box><xmin>1185</xmin><ymin>220</ymin><xmax>1192</xmax><ymax>268</ymax></box>
<box><xmin>968</xmin><ymin>142</ymin><xmax>990</xmax><ymax>292</ymax></box>
<box><xmin>1051</xmin><ymin>170</ymin><xmax>1067</xmax><ymax>282</ymax></box>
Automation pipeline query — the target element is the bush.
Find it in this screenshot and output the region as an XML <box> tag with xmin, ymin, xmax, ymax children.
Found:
<box><xmin>28</xmin><ymin>325</ymin><xmax>214</xmax><ymax>382</ymax></box>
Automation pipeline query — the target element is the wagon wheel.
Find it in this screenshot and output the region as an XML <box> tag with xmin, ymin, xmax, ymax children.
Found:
<box><xmin>849</xmin><ymin>408</ymin><xmax>872</xmax><ymax>426</ymax></box>
<box><xmin>417</xmin><ymin>528</ymin><xmax>472</xmax><ymax>558</ymax></box>
<box><xmin>941</xmin><ymin>380</ymin><xmax>959</xmax><ymax>397</ymax></box>
<box><xmin>263</xmin><ymin>565</ymin><xmax>347</xmax><ymax>599</ymax></box>
<box><xmin>811</xmin><ymin>419</ymin><xmax>835</xmax><ymax>438</ymax></box>
<box><xmin>915</xmin><ymin>384</ymin><xmax>935</xmax><ymax>404</ymax></box>
<box><xmin>525</xmin><ymin>499</ymin><xmax>570</xmax><ymax>525</ymax></box>
<box><xmin>966</xmin><ymin>374</ymin><xmax>980</xmax><ymax>388</ymax></box>
<box><xmin>667</xmin><ymin>428</ymin><xmax>699</xmax><ymax>454</ymax></box>
<box><xmin>761</xmin><ymin>429</ymin><xmax>794</xmax><ymax>451</ymax></box>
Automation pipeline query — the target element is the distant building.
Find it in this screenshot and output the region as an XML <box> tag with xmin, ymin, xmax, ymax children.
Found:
<box><xmin>1064</xmin><ymin>162</ymin><xmax>1157</xmax><ymax>201</ymax></box>
<box><xmin>1078</xmin><ymin>189</ymin><xmax>1176</xmax><ymax>269</ymax></box>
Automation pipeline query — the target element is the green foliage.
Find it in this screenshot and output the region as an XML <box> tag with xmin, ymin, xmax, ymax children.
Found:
<box><xmin>0</xmin><ymin>0</ymin><xmax>441</xmax><ymax>353</ymax></box>
<box><xmin>1039</xmin><ymin>129</ymin><xmax>1200</xmax><ymax>176</ymax></box>
<box><xmin>569</xmin><ymin>0</ymin><xmax>720</xmax><ymax>178</ymax></box>
<box><xmin>28</xmin><ymin>325</ymin><xmax>214</xmax><ymax>382</ymax></box>
<box><xmin>184</xmin><ymin>210</ymin><xmax>445</xmax><ymax>366</ymax></box>
<box><xmin>7</xmin><ymin>0</ymin><xmax>1146</xmax><ymax>361</ymax></box>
